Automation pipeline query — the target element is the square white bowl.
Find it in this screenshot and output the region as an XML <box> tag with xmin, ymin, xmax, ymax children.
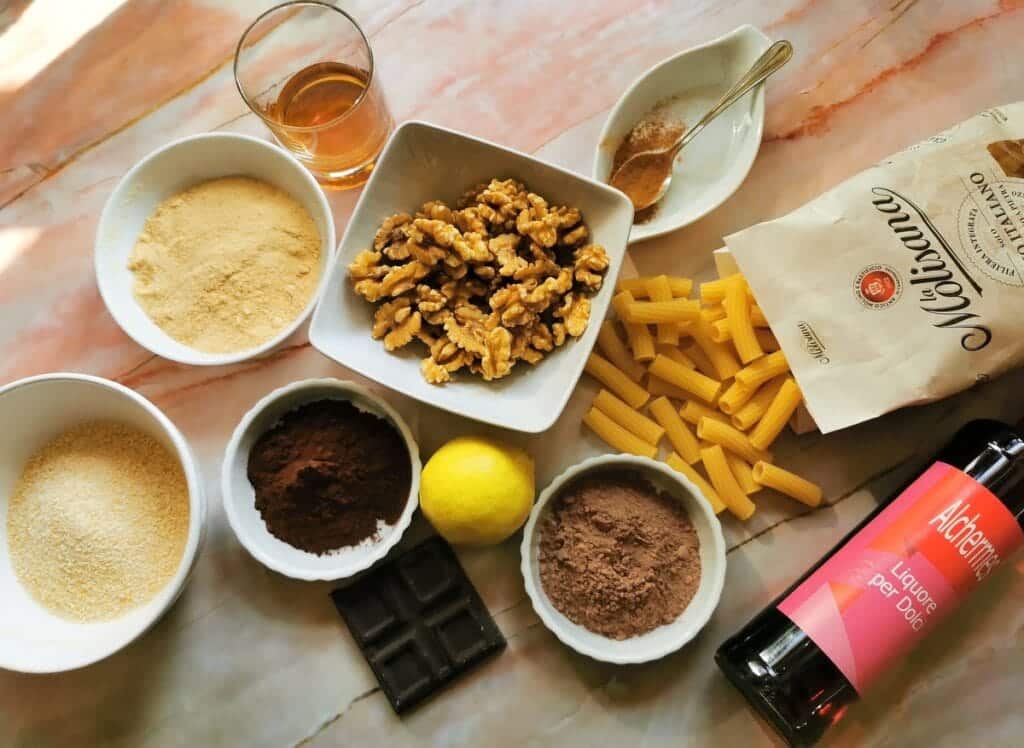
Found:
<box><xmin>309</xmin><ymin>121</ymin><xmax>634</xmax><ymax>433</ymax></box>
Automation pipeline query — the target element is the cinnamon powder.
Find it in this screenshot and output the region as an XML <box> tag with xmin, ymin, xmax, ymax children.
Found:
<box><xmin>538</xmin><ymin>470</ymin><xmax>701</xmax><ymax>639</ymax></box>
<box><xmin>610</xmin><ymin>107</ymin><xmax>686</xmax><ymax>224</ymax></box>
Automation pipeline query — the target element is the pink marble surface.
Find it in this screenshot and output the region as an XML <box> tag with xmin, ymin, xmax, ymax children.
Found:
<box><xmin>3</xmin><ymin>1</ymin><xmax>1024</xmax><ymax>746</ymax></box>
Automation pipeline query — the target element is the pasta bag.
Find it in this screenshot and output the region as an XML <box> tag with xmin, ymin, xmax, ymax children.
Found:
<box><xmin>724</xmin><ymin>102</ymin><xmax>1024</xmax><ymax>434</ymax></box>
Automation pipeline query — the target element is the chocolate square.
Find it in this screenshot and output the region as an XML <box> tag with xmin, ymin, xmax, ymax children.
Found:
<box><xmin>331</xmin><ymin>537</ymin><xmax>506</xmax><ymax>714</ymax></box>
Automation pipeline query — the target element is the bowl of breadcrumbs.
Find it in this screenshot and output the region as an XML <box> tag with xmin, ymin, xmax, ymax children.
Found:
<box><xmin>0</xmin><ymin>373</ymin><xmax>205</xmax><ymax>673</ymax></box>
<box><xmin>95</xmin><ymin>132</ymin><xmax>335</xmax><ymax>366</ymax></box>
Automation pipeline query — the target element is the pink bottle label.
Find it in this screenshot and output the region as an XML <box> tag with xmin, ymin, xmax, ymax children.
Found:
<box><xmin>778</xmin><ymin>461</ymin><xmax>1023</xmax><ymax>694</ymax></box>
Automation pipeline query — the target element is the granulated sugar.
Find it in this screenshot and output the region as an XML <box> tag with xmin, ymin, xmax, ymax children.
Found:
<box><xmin>6</xmin><ymin>421</ymin><xmax>190</xmax><ymax>622</ymax></box>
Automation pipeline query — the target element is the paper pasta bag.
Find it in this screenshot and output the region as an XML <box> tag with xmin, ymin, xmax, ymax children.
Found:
<box><xmin>725</xmin><ymin>102</ymin><xmax>1024</xmax><ymax>434</ymax></box>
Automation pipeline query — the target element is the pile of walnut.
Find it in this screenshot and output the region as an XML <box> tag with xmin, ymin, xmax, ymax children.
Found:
<box><xmin>348</xmin><ymin>178</ymin><xmax>611</xmax><ymax>384</ymax></box>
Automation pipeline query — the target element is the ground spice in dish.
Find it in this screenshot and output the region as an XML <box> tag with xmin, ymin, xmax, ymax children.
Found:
<box><xmin>247</xmin><ymin>399</ymin><xmax>411</xmax><ymax>555</ymax></box>
<box><xmin>128</xmin><ymin>176</ymin><xmax>321</xmax><ymax>353</ymax></box>
<box><xmin>609</xmin><ymin>107</ymin><xmax>686</xmax><ymax>224</ymax></box>
<box><xmin>6</xmin><ymin>421</ymin><xmax>190</xmax><ymax>622</ymax></box>
<box><xmin>538</xmin><ymin>470</ymin><xmax>701</xmax><ymax>639</ymax></box>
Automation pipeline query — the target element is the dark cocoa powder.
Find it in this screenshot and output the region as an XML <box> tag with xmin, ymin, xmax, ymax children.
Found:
<box><xmin>247</xmin><ymin>399</ymin><xmax>411</xmax><ymax>555</ymax></box>
<box><xmin>538</xmin><ymin>470</ymin><xmax>701</xmax><ymax>639</ymax></box>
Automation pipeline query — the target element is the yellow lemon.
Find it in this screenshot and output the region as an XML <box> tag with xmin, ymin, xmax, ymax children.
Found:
<box><xmin>420</xmin><ymin>436</ymin><xmax>535</xmax><ymax>546</ymax></box>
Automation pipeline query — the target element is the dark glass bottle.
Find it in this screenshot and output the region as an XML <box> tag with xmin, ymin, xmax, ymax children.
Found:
<box><xmin>716</xmin><ymin>419</ymin><xmax>1024</xmax><ymax>747</ymax></box>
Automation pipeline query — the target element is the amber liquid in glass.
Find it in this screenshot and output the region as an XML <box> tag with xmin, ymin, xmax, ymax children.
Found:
<box><xmin>263</xmin><ymin>61</ymin><xmax>392</xmax><ymax>188</ymax></box>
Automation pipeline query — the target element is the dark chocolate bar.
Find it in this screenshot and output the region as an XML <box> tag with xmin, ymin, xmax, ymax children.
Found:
<box><xmin>331</xmin><ymin>537</ymin><xmax>506</xmax><ymax>714</ymax></box>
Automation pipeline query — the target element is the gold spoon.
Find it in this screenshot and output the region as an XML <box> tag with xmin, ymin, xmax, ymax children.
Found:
<box><xmin>610</xmin><ymin>40</ymin><xmax>793</xmax><ymax>212</ymax></box>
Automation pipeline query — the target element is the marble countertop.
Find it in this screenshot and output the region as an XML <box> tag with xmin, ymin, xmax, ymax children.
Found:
<box><xmin>3</xmin><ymin>1</ymin><xmax>1024</xmax><ymax>746</ymax></box>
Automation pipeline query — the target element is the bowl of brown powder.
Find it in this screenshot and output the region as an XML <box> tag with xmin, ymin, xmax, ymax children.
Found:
<box><xmin>95</xmin><ymin>132</ymin><xmax>335</xmax><ymax>366</ymax></box>
<box><xmin>0</xmin><ymin>373</ymin><xmax>205</xmax><ymax>674</ymax></box>
<box><xmin>221</xmin><ymin>378</ymin><xmax>420</xmax><ymax>581</ymax></box>
<box><xmin>520</xmin><ymin>455</ymin><xmax>726</xmax><ymax>664</ymax></box>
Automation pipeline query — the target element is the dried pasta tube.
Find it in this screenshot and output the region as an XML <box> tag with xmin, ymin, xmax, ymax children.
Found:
<box><xmin>701</xmin><ymin>305</ymin><xmax>727</xmax><ymax>323</ymax></box>
<box><xmin>752</xmin><ymin>461</ymin><xmax>822</xmax><ymax>507</ymax></box>
<box><xmin>622</xmin><ymin>299</ymin><xmax>701</xmax><ymax>325</ymax></box>
<box><xmin>749</xmin><ymin>377</ymin><xmax>803</xmax><ymax>450</ymax></box>
<box><xmin>649</xmin><ymin>355</ymin><xmax>723</xmax><ymax>403</ymax></box>
<box><xmin>665</xmin><ymin>453</ymin><xmax>725</xmax><ymax>514</ymax></box>
<box><xmin>612</xmin><ymin>290</ymin><xmax>656</xmax><ymax>361</ymax></box>
<box><xmin>655</xmin><ymin>344</ymin><xmax>696</xmax><ymax>369</ymax></box>
<box><xmin>644</xmin><ymin>275</ymin><xmax>680</xmax><ymax>345</ymax></box>
<box><xmin>583</xmin><ymin>407</ymin><xmax>657</xmax><ymax>458</ymax></box>
<box><xmin>697</xmin><ymin>416</ymin><xmax>772</xmax><ymax>465</ymax></box>
<box><xmin>596</xmin><ymin>321</ymin><xmax>645</xmax><ymax>382</ymax></box>
<box><xmin>718</xmin><ymin>379</ymin><xmax>758</xmax><ymax>415</ymax></box>
<box><xmin>710</xmin><ymin>317</ymin><xmax>733</xmax><ymax>343</ymax></box>
<box><xmin>680</xmin><ymin>400</ymin><xmax>732</xmax><ymax>427</ymax></box>
<box><xmin>724</xmin><ymin>275</ymin><xmax>763</xmax><ymax>364</ymax></box>
<box><xmin>731</xmin><ymin>376</ymin><xmax>787</xmax><ymax>431</ymax></box>
<box><xmin>584</xmin><ymin>352</ymin><xmax>651</xmax><ymax>408</ymax></box>
<box><xmin>750</xmin><ymin>304</ymin><xmax>770</xmax><ymax>327</ymax></box>
<box><xmin>692</xmin><ymin>321</ymin><xmax>741</xmax><ymax>380</ymax></box>
<box><xmin>647</xmin><ymin>376</ymin><xmax>694</xmax><ymax>402</ymax></box>
<box><xmin>725</xmin><ymin>452</ymin><xmax>761</xmax><ymax>495</ymax></box>
<box><xmin>666</xmin><ymin>276</ymin><xmax>694</xmax><ymax>297</ymax></box>
<box><xmin>735</xmin><ymin>350</ymin><xmax>789</xmax><ymax>388</ymax></box>
<box><xmin>593</xmin><ymin>389</ymin><xmax>664</xmax><ymax>446</ymax></box>
<box><xmin>650</xmin><ymin>396</ymin><xmax>700</xmax><ymax>464</ymax></box>
<box><xmin>701</xmin><ymin>444</ymin><xmax>757</xmax><ymax>520</ymax></box>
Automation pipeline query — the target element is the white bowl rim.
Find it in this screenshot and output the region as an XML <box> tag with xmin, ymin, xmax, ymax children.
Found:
<box><xmin>520</xmin><ymin>453</ymin><xmax>727</xmax><ymax>664</ymax></box>
<box><xmin>592</xmin><ymin>24</ymin><xmax>770</xmax><ymax>242</ymax></box>
<box><xmin>0</xmin><ymin>372</ymin><xmax>207</xmax><ymax>674</ymax></box>
<box><xmin>94</xmin><ymin>130</ymin><xmax>337</xmax><ymax>367</ymax></box>
<box><xmin>309</xmin><ymin>118</ymin><xmax>634</xmax><ymax>434</ymax></box>
<box><xmin>221</xmin><ymin>377</ymin><xmax>421</xmax><ymax>581</ymax></box>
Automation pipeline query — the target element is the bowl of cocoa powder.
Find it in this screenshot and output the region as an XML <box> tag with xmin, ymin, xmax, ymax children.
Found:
<box><xmin>520</xmin><ymin>455</ymin><xmax>726</xmax><ymax>663</ymax></box>
<box><xmin>221</xmin><ymin>378</ymin><xmax>420</xmax><ymax>581</ymax></box>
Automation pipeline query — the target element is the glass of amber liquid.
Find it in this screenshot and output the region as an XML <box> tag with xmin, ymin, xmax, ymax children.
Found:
<box><xmin>234</xmin><ymin>1</ymin><xmax>393</xmax><ymax>189</ymax></box>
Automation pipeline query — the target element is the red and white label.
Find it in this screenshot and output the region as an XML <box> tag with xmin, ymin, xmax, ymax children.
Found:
<box><xmin>778</xmin><ymin>462</ymin><xmax>1023</xmax><ymax>693</ymax></box>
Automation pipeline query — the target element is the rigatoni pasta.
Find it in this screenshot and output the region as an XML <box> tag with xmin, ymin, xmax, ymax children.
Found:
<box><xmin>584</xmin><ymin>353</ymin><xmax>650</xmax><ymax>409</ymax></box>
<box><xmin>644</xmin><ymin>275</ymin><xmax>680</xmax><ymax>346</ymax></box>
<box><xmin>596</xmin><ymin>321</ymin><xmax>645</xmax><ymax>382</ymax></box>
<box><xmin>749</xmin><ymin>377</ymin><xmax>803</xmax><ymax>450</ymax></box>
<box><xmin>649</xmin><ymin>355</ymin><xmax>722</xmax><ymax>404</ymax></box>
<box><xmin>701</xmin><ymin>445</ymin><xmax>756</xmax><ymax>520</ymax></box>
<box><xmin>649</xmin><ymin>397</ymin><xmax>700</xmax><ymax>464</ymax></box>
<box><xmin>593</xmin><ymin>389</ymin><xmax>664</xmax><ymax>446</ymax></box>
<box><xmin>752</xmin><ymin>461</ymin><xmax>822</xmax><ymax>507</ymax></box>
<box><xmin>581</xmin><ymin>271</ymin><xmax>822</xmax><ymax>524</ymax></box>
<box><xmin>583</xmin><ymin>407</ymin><xmax>657</xmax><ymax>458</ymax></box>
<box><xmin>611</xmin><ymin>290</ymin><xmax>656</xmax><ymax>361</ymax></box>
<box><xmin>697</xmin><ymin>417</ymin><xmax>772</xmax><ymax>466</ymax></box>
<box><xmin>622</xmin><ymin>298</ymin><xmax>701</xmax><ymax>325</ymax></box>
<box><xmin>666</xmin><ymin>453</ymin><xmax>725</xmax><ymax>514</ymax></box>
<box><xmin>724</xmin><ymin>275</ymin><xmax>763</xmax><ymax>364</ymax></box>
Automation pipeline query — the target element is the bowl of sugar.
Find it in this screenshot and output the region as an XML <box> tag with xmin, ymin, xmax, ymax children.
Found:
<box><xmin>0</xmin><ymin>373</ymin><xmax>205</xmax><ymax>673</ymax></box>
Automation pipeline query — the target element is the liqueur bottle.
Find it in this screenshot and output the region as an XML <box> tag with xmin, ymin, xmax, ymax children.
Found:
<box><xmin>716</xmin><ymin>419</ymin><xmax>1024</xmax><ymax>746</ymax></box>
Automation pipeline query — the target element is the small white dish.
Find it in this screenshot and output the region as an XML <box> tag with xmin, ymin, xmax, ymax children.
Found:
<box><xmin>221</xmin><ymin>378</ymin><xmax>420</xmax><ymax>582</ymax></box>
<box><xmin>95</xmin><ymin>132</ymin><xmax>336</xmax><ymax>366</ymax></box>
<box><xmin>0</xmin><ymin>373</ymin><xmax>206</xmax><ymax>674</ymax></box>
<box><xmin>594</xmin><ymin>25</ymin><xmax>771</xmax><ymax>243</ymax></box>
<box><xmin>309</xmin><ymin>120</ymin><xmax>634</xmax><ymax>434</ymax></box>
<box><xmin>520</xmin><ymin>454</ymin><xmax>726</xmax><ymax>664</ymax></box>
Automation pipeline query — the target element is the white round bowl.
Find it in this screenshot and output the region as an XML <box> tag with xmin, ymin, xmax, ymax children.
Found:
<box><xmin>95</xmin><ymin>132</ymin><xmax>336</xmax><ymax>366</ymax></box>
<box><xmin>222</xmin><ymin>378</ymin><xmax>420</xmax><ymax>581</ymax></box>
<box><xmin>0</xmin><ymin>373</ymin><xmax>206</xmax><ymax>674</ymax></box>
<box><xmin>520</xmin><ymin>454</ymin><xmax>726</xmax><ymax>664</ymax></box>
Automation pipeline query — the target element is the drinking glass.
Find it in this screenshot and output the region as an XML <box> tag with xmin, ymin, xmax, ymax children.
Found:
<box><xmin>234</xmin><ymin>1</ymin><xmax>393</xmax><ymax>189</ymax></box>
